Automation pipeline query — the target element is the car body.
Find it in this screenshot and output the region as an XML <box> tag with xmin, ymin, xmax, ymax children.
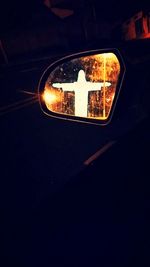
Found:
<box><xmin>35</xmin><ymin>38</ymin><xmax>150</xmax><ymax>266</ymax></box>
<box><xmin>1</xmin><ymin>38</ymin><xmax>150</xmax><ymax>266</ymax></box>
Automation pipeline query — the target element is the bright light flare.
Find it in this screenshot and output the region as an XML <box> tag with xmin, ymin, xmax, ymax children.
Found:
<box><xmin>42</xmin><ymin>89</ymin><xmax>57</xmax><ymax>105</ymax></box>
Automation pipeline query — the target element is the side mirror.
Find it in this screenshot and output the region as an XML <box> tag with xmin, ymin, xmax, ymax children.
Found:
<box><xmin>38</xmin><ymin>49</ymin><xmax>125</xmax><ymax>125</ymax></box>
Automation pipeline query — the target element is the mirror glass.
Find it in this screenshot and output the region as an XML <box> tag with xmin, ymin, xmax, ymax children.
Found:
<box><xmin>42</xmin><ymin>52</ymin><xmax>121</xmax><ymax>120</ymax></box>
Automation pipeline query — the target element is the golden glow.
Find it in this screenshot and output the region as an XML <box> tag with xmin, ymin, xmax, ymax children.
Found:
<box><xmin>42</xmin><ymin>86</ymin><xmax>65</xmax><ymax>114</ymax></box>
<box><xmin>43</xmin><ymin>89</ymin><xmax>57</xmax><ymax>104</ymax></box>
<box><xmin>42</xmin><ymin>52</ymin><xmax>121</xmax><ymax>120</ymax></box>
<box><xmin>82</xmin><ymin>53</ymin><xmax>120</xmax><ymax>82</ymax></box>
<box><xmin>81</xmin><ymin>53</ymin><xmax>120</xmax><ymax>118</ymax></box>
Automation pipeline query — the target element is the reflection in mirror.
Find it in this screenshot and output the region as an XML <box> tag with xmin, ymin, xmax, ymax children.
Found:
<box><xmin>42</xmin><ymin>53</ymin><xmax>121</xmax><ymax>120</ymax></box>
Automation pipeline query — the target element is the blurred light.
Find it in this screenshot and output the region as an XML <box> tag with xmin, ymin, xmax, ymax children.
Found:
<box><xmin>42</xmin><ymin>89</ymin><xmax>57</xmax><ymax>105</ymax></box>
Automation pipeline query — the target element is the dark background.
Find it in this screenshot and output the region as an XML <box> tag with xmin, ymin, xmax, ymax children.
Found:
<box><xmin>0</xmin><ymin>1</ymin><xmax>150</xmax><ymax>266</ymax></box>
<box><xmin>0</xmin><ymin>0</ymin><xmax>149</xmax><ymax>63</ymax></box>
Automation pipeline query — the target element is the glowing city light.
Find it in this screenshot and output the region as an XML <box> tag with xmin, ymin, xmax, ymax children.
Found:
<box><xmin>52</xmin><ymin>70</ymin><xmax>111</xmax><ymax>117</ymax></box>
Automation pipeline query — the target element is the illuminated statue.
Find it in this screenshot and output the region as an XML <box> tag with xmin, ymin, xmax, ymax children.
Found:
<box><xmin>52</xmin><ymin>70</ymin><xmax>111</xmax><ymax>117</ymax></box>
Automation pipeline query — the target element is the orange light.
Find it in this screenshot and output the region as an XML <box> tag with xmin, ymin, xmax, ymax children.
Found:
<box><xmin>42</xmin><ymin>89</ymin><xmax>57</xmax><ymax>105</ymax></box>
<box><xmin>81</xmin><ymin>53</ymin><xmax>120</xmax><ymax>82</ymax></box>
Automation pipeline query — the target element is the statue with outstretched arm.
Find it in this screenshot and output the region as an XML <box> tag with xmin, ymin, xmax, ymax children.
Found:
<box><xmin>53</xmin><ymin>70</ymin><xmax>111</xmax><ymax>117</ymax></box>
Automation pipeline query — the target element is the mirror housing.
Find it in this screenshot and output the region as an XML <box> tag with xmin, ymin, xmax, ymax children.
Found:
<box><xmin>38</xmin><ymin>49</ymin><xmax>125</xmax><ymax>125</ymax></box>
